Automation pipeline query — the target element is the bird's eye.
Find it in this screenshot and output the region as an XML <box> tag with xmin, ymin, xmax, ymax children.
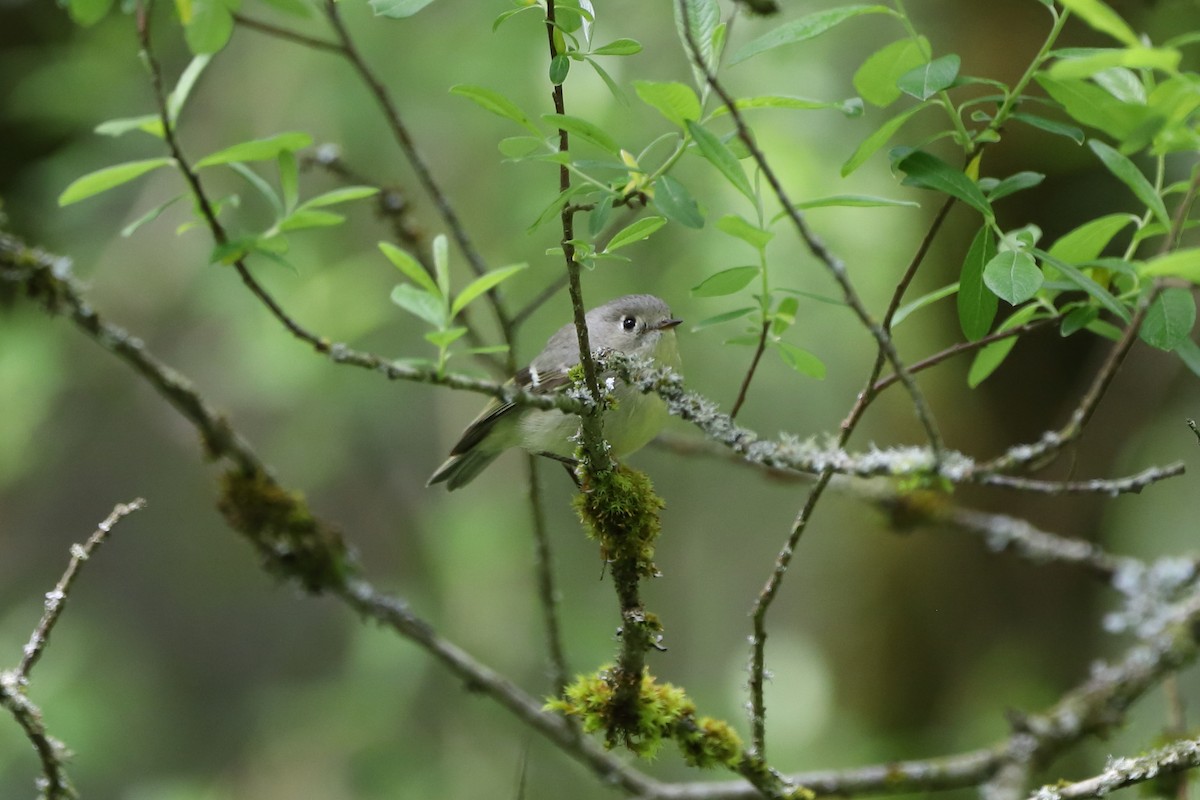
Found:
<box><xmin>622</xmin><ymin>316</ymin><xmax>637</xmax><ymax>331</ymax></box>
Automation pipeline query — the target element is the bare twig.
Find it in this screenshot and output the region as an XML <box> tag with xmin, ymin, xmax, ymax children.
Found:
<box><xmin>871</xmin><ymin>318</ymin><xmax>1057</xmax><ymax>395</ymax></box>
<box><xmin>19</xmin><ymin>499</ymin><xmax>146</xmax><ymax>680</ymax></box>
<box><xmin>730</xmin><ymin>319</ymin><xmax>769</xmax><ymax>419</ymax></box>
<box><xmin>2</xmin><ymin>499</ymin><xmax>143</xmax><ymax>800</ymax></box>
<box><xmin>843</xmin><ymin>195</ymin><xmax>955</xmax><ymax>432</ymax></box>
<box><xmin>0</xmin><ymin>672</ymin><xmax>75</xmax><ymax>800</ymax></box>
<box><xmin>526</xmin><ymin>454</ymin><xmax>570</xmax><ymax>695</ymax></box>
<box><xmin>232</xmin><ymin>12</ymin><xmax>341</xmax><ymax>52</ymax></box>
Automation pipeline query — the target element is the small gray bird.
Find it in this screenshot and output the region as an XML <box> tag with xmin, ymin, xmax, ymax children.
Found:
<box><xmin>427</xmin><ymin>294</ymin><xmax>682</xmax><ymax>490</ymax></box>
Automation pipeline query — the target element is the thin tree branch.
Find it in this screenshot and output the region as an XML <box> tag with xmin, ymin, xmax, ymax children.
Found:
<box><xmin>0</xmin><ymin>671</ymin><xmax>75</xmax><ymax>800</ymax></box>
<box><xmin>871</xmin><ymin>318</ymin><xmax>1057</xmax><ymax>395</ymax></box>
<box><xmin>232</xmin><ymin>12</ymin><xmax>342</xmax><ymax>52</ymax></box>
<box><xmin>19</xmin><ymin>499</ymin><xmax>146</xmax><ymax>680</ymax></box>
<box><xmin>843</xmin><ymin>195</ymin><xmax>955</xmax><ymax>431</ymax></box>
<box><xmin>2</xmin><ymin>499</ymin><xmax>143</xmax><ymax>800</ymax></box>
<box><xmin>526</xmin><ymin>454</ymin><xmax>570</xmax><ymax>695</ymax></box>
<box><xmin>730</xmin><ymin>319</ymin><xmax>769</xmax><ymax>419</ymax></box>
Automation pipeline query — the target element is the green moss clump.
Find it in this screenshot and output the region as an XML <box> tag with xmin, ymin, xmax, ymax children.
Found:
<box><xmin>548</xmin><ymin>667</ymin><xmax>746</xmax><ymax>768</ymax></box>
<box><xmin>217</xmin><ymin>467</ymin><xmax>354</xmax><ymax>592</ymax></box>
<box><xmin>572</xmin><ymin>465</ymin><xmax>664</xmax><ymax>578</ymax></box>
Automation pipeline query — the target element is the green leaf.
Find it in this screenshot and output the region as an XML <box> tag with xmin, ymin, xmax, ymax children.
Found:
<box><xmin>432</xmin><ymin>234</ymin><xmax>450</xmax><ymax>300</ymax></box>
<box><xmin>692</xmin><ymin>307</ymin><xmax>757</xmax><ymax>331</ymax></box>
<box><xmin>228</xmin><ymin>161</ymin><xmax>283</xmax><ymax>217</ymax></box>
<box><xmin>391</xmin><ymin>283</ymin><xmax>447</xmax><ymax>328</ymax></box>
<box><xmin>1173</xmin><ymin>337</ymin><xmax>1200</xmax><ymax>379</ymax></box>
<box><xmin>1034</xmin><ymin>249</ymin><xmax>1131</xmax><ymax>322</ymax></box>
<box><xmin>1034</xmin><ymin>75</ymin><xmax>1144</xmax><ymax>141</ymax></box>
<box><xmin>604</xmin><ymin>216</ymin><xmax>667</xmax><ymax>252</ymax></box>
<box><xmin>299</xmin><ymin>186</ymin><xmax>380</xmax><ymax>209</ymax></box>
<box><xmin>68</xmin><ymin>0</ymin><xmax>115</xmax><ymax>25</ymax></box>
<box><xmin>379</xmin><ymin>242</ymin><xmax>440</xmax><ymax>296</ymax></box>
<box><xmin>983</xmin><ymin>250</ymin><xmax>1042</xmax><ymax>304</ymax></box>
<box><xmin>183</xmin><ymin>0</ymin><xmax>236</xmax><ymax>55</ymax></box>
<box><xmin>710</xmin><ymin>95</ymin><xmax>861</xmax><ymax>116</ymax></box>
<box><xmin>958</xmin><ymin>226</ymin><xmax>998</xmax><ymax>340</ymax></box>
<box><xmin>279</xmin><ymin>151</ymin><xmax>299</xmax><ymax>213</ymax></box>
<box><xmin>1057</xmin><ymin>0</ymin><xmax>1139</xmax><ymax>47</ymax></box>
<box><xmin>691</xmin><ymin>266</ymin><xmax>760</xmax><ymax>297</ymax></box>
<box><xmin>775</xmin><ymin>341</ymin><xmax>826</xmax><ymax>379</ymax></box>
<box><xmin>121</xmin><ymin>194</ymin><xmax>185</xmax><ymax>237</ymax></box>
<box><xmin>449</xmin><ymin>85</ymin><xmax>540</xmax><ymax>135</ymax></box>
<box><xmin>1047</xmin><ymin>213</ymin><xmax>1136</xmax><ymax>263</ymax></box>
<box><xmin>854</xmin><ymin>36</ymin><xmax>931</xmax><ymax>107</ymax></box>
<box><xmin>549</xmin><ymin>54</ymin><xmax>571</xmax><ymax>85</ymax></box>
<box><xmin>1140</xmin><ymin>288</ymin><xmax>1196</xmax><ymax>350</ymax></box>
<box><xmin>196</xmin><ymin>132</ymin><xmax>313</xmax><ymax>168</ymax></box>
<box><xmin>731</xmin><ymin>5</ymin><xmax>893</xmax><ymax>65</ymax></box>
<box><xmin>653</xmin><ymin>175</ymin><xmax>705</xmax><ymax>229</ymax></box>
<box><xmin>424</xmin><ymin>327</ymin><xmax>468</xmax><ymax>349</ymax></box>
<box><xmin>634</xmin><ymin>81</ymin><xmax>702</xmax><ymax>128</ymax></box>
<box><xmin>897</xmin><ymin>54</ymin><xmax>960</xmax><ymax>101</ymax></box>
<box><xmin>542</xmin><ymin>113</ymin><xmax>619</xmax><ymax>154</ymax></box>
<box><xmin>1141</xmin><ymin>248</ymin><xmax>1200</xmax><ymax>282</ymax></box>
<box><xmin>168</xmin><ymin>55</ymin><xmax>213</xmax><ymax>125</ymax></box>
<box><xmin>1049</xmin><ymin>47</ymin><xmax>1182</xmax><ymax>80</ymax></box>
<box><xmin>591</xmin><ymin>38</ymin><xmax>643</xmax><ymax>56</ymax></box>
<box><xmin>687</xmin><ymin>121</ymin><xmax>754</xmax><ymax>201</ymax></box>
<box><xmin>841</xmin><ymin>103</ymin><xmax>925</xmax><ymax>176</ymax></box>
<box><xmin>451</xmin><ymin>263</ymin><xmax>527</xmax><ymax>316</ymax></box>
<box><xmin>772</xmin><ymin>296</ymin><xmax>800</xmax><ymax>335</ymax></box>
<box><xmin>498</xmin><ymin>136</ymin><xmax>544</xmax><ymax>159</ymax></box>
<box><xmin>369</xmin><ymin>0</ymin><xmax>436</xmax><ymax>17</ymax></box>
<box><xmin>1060</xmin><ymin>305</ymin><xmax>1098</xmax><ymax>336</ymax></box>
<box><xmin>893</xmin><ymin>282</ymin><xmax>958</xmax><ymax>327</ymax></box>
<box><xmin>1010</xmin><ymin>112</ymin><xmax>1085</xmax><ymax>144</ymax></box>
<box><xmin>967</xmin><ymin>304</ymin><xmax>1039</xmax><ymax>387</ymax></box>
<box><xmin>58</xmin><ymin>158</ymin><xmax>175</xmax><ymax>206</ymax></box>
<box><xmin>584</xmin><ymin>57</ymin><xmax>629</xmax><ymax>105</ymax></box>
<box><xmin>986</xmin><ymin>171</ymin><xmax>1045</xmax><ymax>201</ymax></box>
<box><xmin>278</xmin><ymin>209</ymin><xmax>344</xmax><ymax>231</ymax></box>
<box><xmin>675</xmin><ymin>0</ymin><xmax>719</xmax><ymax>88</ymax></box>
<box><xmin>589</xmin><ymin>194</ymin><xmax>614</xmax><ymax>236</ymax></box>
<box><xmin>794</xmin><ymin>194</ymin><xmax>919</xmax><ymax>209</ymax></box>
<box><xmin>95</xmin><ymin>115</ymin><xmax>164</xmax><ymax>139</ymax></box>
<box><xmin>896</xmin><ymin>149</ymin><xmax>992</xmax><ymax>217</ymax></box>
<box><xmin>1088</xmin><ymin>140</ymin><xmax>1170</xmax><ymax>229</ymax></box>
<box><xmin>716</xmin><ymin>214</ymin><xmax>773</xmax><ymax>251</ymax></box>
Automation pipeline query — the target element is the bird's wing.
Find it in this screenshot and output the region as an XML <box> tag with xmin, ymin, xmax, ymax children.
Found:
<box><xmin>447</xmin><ymin>363</ymin><xmax>572</xmax><ymax>455</ymax></box>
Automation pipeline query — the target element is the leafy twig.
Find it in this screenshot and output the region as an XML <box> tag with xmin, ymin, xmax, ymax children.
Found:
<box><xmin>321</xmin><ymin>1</ymin><xmax>517</xmax><ymax>364</ymax></box>
<box><xmin>981</xmin><ymin>284</ymin><xmax>1160</xmax><ymax>473</ymax></box>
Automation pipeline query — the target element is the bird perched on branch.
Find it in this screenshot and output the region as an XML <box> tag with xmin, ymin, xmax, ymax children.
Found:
<box><xmin>428</xmin><ymin>294</ymin><xmax>682</xmax><ymax>490</ymax></box>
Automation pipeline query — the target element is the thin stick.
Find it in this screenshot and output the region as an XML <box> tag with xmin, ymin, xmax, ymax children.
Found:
<box><xmin>730</xmin><ymin>320</ymin><xmax>769</xmax><ymax>419</ymax></box>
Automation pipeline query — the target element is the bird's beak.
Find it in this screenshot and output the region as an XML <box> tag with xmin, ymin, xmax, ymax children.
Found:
<box><xmin>656</xmin><ymin>317</ymin><xmax>683</xmax><ymax>330</ymax></box>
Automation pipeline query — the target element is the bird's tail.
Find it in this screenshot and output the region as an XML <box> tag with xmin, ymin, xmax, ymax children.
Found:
<box><xmin>426</xmin><ymin>447</ymin><xmax>504</xmax><ymax>490</ymax></box>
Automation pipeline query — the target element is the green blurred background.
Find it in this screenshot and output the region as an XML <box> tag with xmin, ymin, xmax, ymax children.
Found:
<box><xmin>3</xmin><ymin>1</ymin><xmax>1200</xmax><ymax>798</ymax></box>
